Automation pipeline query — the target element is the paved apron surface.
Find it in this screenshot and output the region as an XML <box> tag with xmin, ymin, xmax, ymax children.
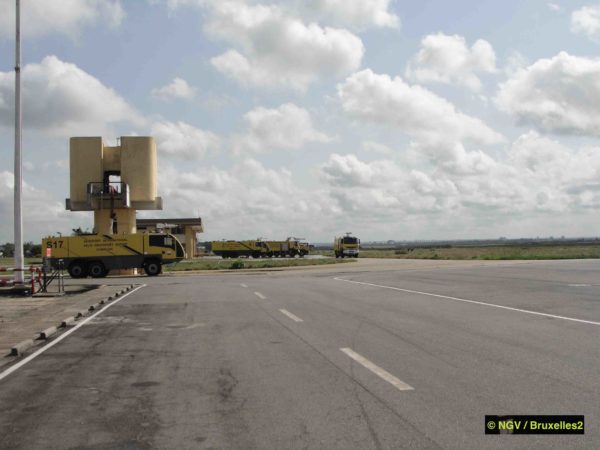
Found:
<box><xmin>0</xmin><ymin>259</ymin><xmax>598</xmax><ymax>449</ymax></box>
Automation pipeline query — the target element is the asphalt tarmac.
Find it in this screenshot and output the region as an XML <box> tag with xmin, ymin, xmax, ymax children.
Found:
<box><xmin>0</xmin><ymin>259</ymin><xmax>598</xmax><ymax>449</ymax></box>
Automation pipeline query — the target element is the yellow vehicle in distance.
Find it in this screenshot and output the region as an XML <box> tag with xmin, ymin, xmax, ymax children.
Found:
<box><xmin>211</xmin><ymin>240</ymin><xmax>270</xmax><ymax>258</ymax></box>
<box><xmin>211</xmin><ymin>238</ymin><xmax>310</xmax><ymax>258</ymax></box>
<box><xmin>42</xmin><ymin>233</ymin><xmax>186</xmax><ymax>278</ymax></box>
<box><xmin>298</xmin><ymin>241</ymin><xmax>311</xmax><ymax>256</ymax></box>
<box><xmin>334</xmin><ymin>233</ymin><xmax>360</xmax><ymax>258</ymax></box>
<box><xmin>266</xmin><ymin>238</ymin><xmax>310</xmax><ymax>258</ymax></box>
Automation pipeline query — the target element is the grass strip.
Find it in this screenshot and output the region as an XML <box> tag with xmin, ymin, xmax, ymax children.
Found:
<box><xmin>165</xmin><ymin>258</ymin><xmax>354</xmax><ymax>271</ymax></box>
<box><xmin>315</xmin><ymin>245</ymin><xmax>600</xmax><ymax>260</ymax></box>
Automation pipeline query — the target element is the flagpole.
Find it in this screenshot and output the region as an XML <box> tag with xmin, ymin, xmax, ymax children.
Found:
<box><xmin>14</xmin><ymin>0</ymin><xmax>24</xmax><ymax>284</ymax></box>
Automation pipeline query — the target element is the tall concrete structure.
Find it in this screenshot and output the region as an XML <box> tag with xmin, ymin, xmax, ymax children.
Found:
<box><xmin>66</xmin><ymin>137</ymin><xmax>162</xmax><ymax>234</ymax></box>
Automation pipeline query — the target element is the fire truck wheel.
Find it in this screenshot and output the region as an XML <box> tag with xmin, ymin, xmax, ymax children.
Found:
<box><xmin>89</xmin><ymin>261</ymin><xmax>107</xmax><ymax>278</ymax></box>
<box><xmin>144</xmin><ymin>259</ymin><xmax>162</xmax><ymax>276</ymax></box>
<box><xmin>68</xmin><ymin>261</ymin><xmax>88</xmax><ymax>279</ymax></box>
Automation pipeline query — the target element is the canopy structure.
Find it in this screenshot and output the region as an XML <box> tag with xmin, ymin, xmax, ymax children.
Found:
<box><xmin>136</xmin><ymin>218</ymin><xmax>203</xmax><ymax>258</ymax></box>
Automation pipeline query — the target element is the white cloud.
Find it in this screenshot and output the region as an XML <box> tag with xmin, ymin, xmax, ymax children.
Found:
<box><xmin>151</xmin><ymin>121</ymin><xmax>220</xmax><ymax>159</ymax></box>
<box><xmin>317</xmin><ymin>153</ymin><xmax>457</xmax><ymax>214</ymax></box>
<box><xmin>496</xmin><ymin>52</ymin><xmax>600</xmax><ymax>136</ymax></box>
<box><xmin>318</xmin><ymin>153</ymin><xmax>397</xmax><ymax>187</ymax></box>
<box><xmin>571</xmin><ymin>5</ymin><xmax>600</xmax><ymax>41</ymax></box>
<box><xmin>316</xmin><ymin>131</ymin><xmax>600</xmax><ymax>225</ymax></box>
<box><xmin>0</xmin><ymin>171</ymin><xmax>72</xmax><ymax>242</ymax></box>
<box><xmin>408</xmin><ymin>140</ymin><xmax>498</xmax><ymax>176</ymax></box>
<box><xmin>0</xmin><ymin>0</ymin><xmax>124</xmax><ymax>39</ymax></box>
<box><xmin>296</xmin><ymin>0</ymin><xmax>399</xmax><ymax>30</ymax></box>
<box><xmin>504</xmin><ymin>50</ymin><xmax>529</xmax><ymax>76</ymax></box>
<box><xmin>406</xmin><ymin>33</ymin><xmax>497</xmax><ymax>92</ymax></box>
<box><xmin>166</xmin><ymin>0</ymin><xmax>398</xmax><ymax>31</ymax></box>
<box><xmin>164</xmin><ymin>0</ymin><xmax>206</xmax><ymax>9</ymax></box>
<box><xmin>234</xmin><ymin>103</ymin><xmax>332</xmax><ymax>153</ymax></box>
<box><xmin>155</xmin><ymin>159</ymin><xmax>334</xmax><ymax>239</ymax></box>
<box><xmin>151</xmin><ymin>77</ymin><xmax>197</xmax><ymax>101</ymax></box>
<box><xmin>506</xmin><ymin>131</ymin><xmax>600</xmax><ymax>212</ymax></box>
<box><xmin>338</xmin><ymin>69</ymin><xmax>504</xmax><ymax>146</ymax></box>
<box><xmin>508</xmin><ymin>131</ymin><xmax>600</xmax><ymax>184</ymax></box>
<box><xmin>362</xmin><ymin>140</ymin><xmax>394</xmax><ymax>156</ymax></box>
<box><xmin>0</xmin><ymin>55</ymin><xmax>143</xmax><ymax>137</ymax></box>
<box><xmin>206</xmin><ymin>1</ymin><xmax>364</xmax><ymax>90</ymax></box>
<box><xmin>547</xmin><ymin>3</ymin><xmax>561</xmax><ymax>12</ymax></box>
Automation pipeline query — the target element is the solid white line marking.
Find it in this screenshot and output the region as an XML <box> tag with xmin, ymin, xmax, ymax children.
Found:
<box><xmin>240</xmin><ymin>283</ymin><xmax>248</xmax><ymax>288</ymax></box>
<box><xmin>340</xmin><ymin>348</ymin><xmax>413</xmax><ymax>391</ymax></box>
<box><xmin>0</xmin><ymin>285</ymin><xmax>146</xmax><ymax>383</ymax></box>
<box><xmin>334</xmin><ymin>277</ymin><xmax>600</xmax><ymax>327</ymax></box>
<box><xmin>279</xmin><ymin>309</ymin><xmax>303</xmax><ymax>322</ymax></box>
<box><xmin>254</xmin><ymin>291</ymin><xmax>266</xmax><ymax>299</ymax></box>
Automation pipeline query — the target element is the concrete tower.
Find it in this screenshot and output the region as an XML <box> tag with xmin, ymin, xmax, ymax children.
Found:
<box><xmin>66</xmin><ymin>137</ymin><xmax>162</xmax><ymax>234</ymax></box>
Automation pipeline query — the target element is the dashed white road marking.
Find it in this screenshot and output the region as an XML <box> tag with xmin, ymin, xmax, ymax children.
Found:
<box><xmin>334</xmin><ymin>277</ymin><xmax>600</xmax><ymax>327</ymax></box>
<box><xmin>568</xmin><ymin>284</ymin><xmax>591</xmax><ymax>287</ymax></box>
<box><xmin>279</xmin><ymin>309</ymin><xmax>303</xmax><ymax>322</ymax></box>
<box><xmin>0</xmin><ymin>285</ymin><xmax>147</xmax><ymax>383</ymax></box>
<box><xmin>240</xmin><ymin>283</ymin><xmax>248</xmax><ymax>288</ymax></box>
<box><xmin>254</xmin><ymin>292</ymin><xmax>266</xmax><ymax>299</ymax></box>
<box><xmin>340</xmin><ymin>348</ymin><xmax>414</xmax><ymax>391</ymax></box>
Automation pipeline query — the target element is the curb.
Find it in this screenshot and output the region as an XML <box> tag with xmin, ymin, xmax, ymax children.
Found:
<box><xmin>11</xmin><ymin>339</ymin><xmax>34</xmax><ymax>356</ymax></box>
<box><xmin>61</xmin><ymin>316</ymin><xmax>76</xmax><ymax>328</ymax></box>
<box><xmin>4</xmin><ymin>285</ymin><xmax>139</xmax><ymax>360</ymax></box>
<box><xmin>39</xmin><ymin>326</ymin><xmax>58</xmax><ymax>340</ymax></box>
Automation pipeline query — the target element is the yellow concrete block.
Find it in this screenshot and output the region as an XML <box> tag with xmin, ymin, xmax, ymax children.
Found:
<box><xmin>70</xmin><ymin>137</ymin><xmax>103</xmax><ymax>203</ymax></box>
<box><xmin>120</xmin><ymin>137</ymin><xmax>157</xmax><ymax>202</ymax></box>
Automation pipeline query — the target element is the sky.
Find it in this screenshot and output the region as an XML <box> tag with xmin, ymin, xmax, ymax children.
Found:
<box><xmin>1</xmin><ymin>0</ymin><xmax>600</xmax><ymax>243</ymax></box>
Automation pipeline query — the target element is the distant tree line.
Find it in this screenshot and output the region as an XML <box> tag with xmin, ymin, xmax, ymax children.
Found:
<box><xmin>0</xmin><ymin>242</ymin><xmax>42</xmax><ymax>258</ymax></box>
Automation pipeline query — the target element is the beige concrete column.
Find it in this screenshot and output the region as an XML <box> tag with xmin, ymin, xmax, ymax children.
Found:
<box><xmin>93</xmin><ymin>209</ymin><xmax>113</xmax><ymax>235</ymax></box>
<box><xmin>93</xmin><ymin>208</ymin><xmax>136</xmax><ymax>235</ymax></box>
<box><xmin>116</xmin><ymin>208</ymin><xmax>136</xmax><ymax>234</ymax></box>
<box><xmin>185</xmin><ymin>226</ymin><xmax>196</xmax><ymax>259</ymax></box>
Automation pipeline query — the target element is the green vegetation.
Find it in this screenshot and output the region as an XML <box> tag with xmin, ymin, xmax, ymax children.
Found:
<box><xmin>0</xmin><ymin>242</ymin><xmax>42</xmax><ymax>258</ymax></box>
<box><xmin>165</xmin><ymin>257</ymin><xmax>354</xmax><ymax>272</ymax></box>
<box><xmin>0</xmin><ymin>257</ymin><xmax>42</xmax><ymax>267</ymax></box>
<box><xmin>316</xmin><ymin>245</ymin><xmax>600</xmax><ymax>260</ymax></box>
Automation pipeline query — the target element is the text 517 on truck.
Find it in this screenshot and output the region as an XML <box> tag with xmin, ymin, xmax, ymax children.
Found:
<box><xmin>42</xmin><ymin>233</ymin><xmax>186</xmax><ymax>278</ymax></box>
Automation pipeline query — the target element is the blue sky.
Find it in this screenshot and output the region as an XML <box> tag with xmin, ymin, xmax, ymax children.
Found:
<box><xmin>1</xmin><ymin>0</ymin><xmax>600</xmax><ymax>242</ymax></box>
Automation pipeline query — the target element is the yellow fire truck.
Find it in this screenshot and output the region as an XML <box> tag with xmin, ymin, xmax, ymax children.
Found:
<box><xmin>211</xmin><ymin>238</ymin><xmax>310</xmax><ymax>258</ymax></box>
<box><xmin>266</xmin><ymin>238</ymin><xmax>310</xmax><ymax>258</ymax></box>
<box><xmin>211</xmin><ymin>240</ymin><xmax>270</xmax><ymax>258</ymax></box>
<box><xmin>334</xmin><ymin>233</ymin><xmax>360</xmax><ymax>258</ymax></box>
<box><xmin>42</xmin><ymin>233</ymin><xmax>186</xmax><ymax>278</ymax></box>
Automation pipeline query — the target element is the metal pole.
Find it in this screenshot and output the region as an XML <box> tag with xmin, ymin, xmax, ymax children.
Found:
<box><xmin>13</xmin><ymin>0</ymin><xmax>24</xmax><ymax>284</ymax></box>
